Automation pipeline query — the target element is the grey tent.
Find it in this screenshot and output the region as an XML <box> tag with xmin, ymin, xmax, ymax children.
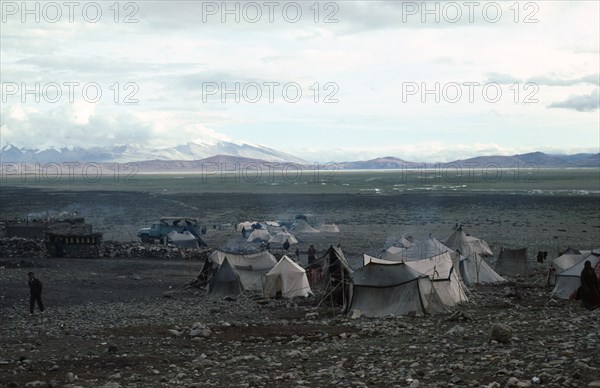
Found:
<box><xmin>321</xmin><ymin>246</ymin><xmax>353</xmax><ymax>307</ymax></box>
<box><xmin>347</xmin><ymin>262</ymin><xmax>447</xmax><ymax>317</ymax></box>
<box><xmin>364</xmin><ymin>252</ymin><xmax>469</xmax><ymax>306</ymax></box>
<box><xmin>495</xmin><ymin>247</ymin><xmax>528</xmax><ymax>276</ymax></box>
<box><xmin>208</xmin><ymin>258</ymin><xmax>243</xmax><ymax>297</ymax></box>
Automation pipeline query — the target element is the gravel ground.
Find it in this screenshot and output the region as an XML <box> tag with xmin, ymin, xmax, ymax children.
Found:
<box><xmin>1</xmin><ymin>257</ymin><xmax>599</xmax><ymax>388</ymax></box>
<box><xmin>1</xmin><ymin>188</ymin><xmax>599</xmax><ymax>387</ymax></box>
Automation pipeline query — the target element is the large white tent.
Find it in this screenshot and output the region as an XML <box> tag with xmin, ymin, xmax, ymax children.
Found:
<box><xmin>263</xmin><ymin>256</ymin><xmax>311</xmax><ymax>298</ymax></box>
<box><xmin>209</xmin><ymin>250</ymin><xmax>277</xmax><ymax>291</ymax></box>
<box><xmin>246</xmin><ymin>228</ymin><xmax>271</xmax><ymax>242</ymax></box>
<box><xmin>268</xmin><ymin>228</ymin><xmax>299</xmax><ymax>245</ymax></box>
<box><xmin>552</xmin><ymin>255</ymin><xmax>599</xmax><ymax>299</ymax></box>
<box><xmin>403</xmin><ymin>252</ymin><xmax>468</xmax><ymax>307</ymax></box>
<box><xmin>444</xmin><ymin>227</ymin><xmax>493</xmax><ymax>257</ymax></box>
<box><xmin>347</xmin><ymin>261</ymin><xmax>447</xmax><ymax>317</ymax></box>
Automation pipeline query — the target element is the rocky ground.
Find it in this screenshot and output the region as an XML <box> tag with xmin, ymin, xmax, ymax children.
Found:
<box><xmin>1</xmin><ymin>257</ymin><xmax>599</xmax><ymax>388</ymax></box>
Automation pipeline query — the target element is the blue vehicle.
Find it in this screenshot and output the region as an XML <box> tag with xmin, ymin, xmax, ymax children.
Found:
<box><xmin>137</xmin><ymin>217</ymin><xmax>200</xmax><ymax>243</ymax></box>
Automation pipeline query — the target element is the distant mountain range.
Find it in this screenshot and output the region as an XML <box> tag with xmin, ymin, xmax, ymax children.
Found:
<box><xmin>340</xmin><ymin>152</ymin><xmax>600</xmax><ymax>169</ymax></box>
<box><xmin>1</xmin><ymin>142</ymin><xmax>598</xmax><ymax>170</ymax></box>
<box><xmin>0</xmin><ymin>141</ymin><xmax>307</xmax><ymax>165</ymax></box>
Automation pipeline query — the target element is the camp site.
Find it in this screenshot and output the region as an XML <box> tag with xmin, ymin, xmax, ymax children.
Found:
<box><xmin>1</xmin><ymin>189</ymin><xmax>599</xmax><ymax>387</ymax></box>
<box><xmin>1</xmin><ymin>1</ymin><xmax>599</xmax><ymax>384</ymax></box>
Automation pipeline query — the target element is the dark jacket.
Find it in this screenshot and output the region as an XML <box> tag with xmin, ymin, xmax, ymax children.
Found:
<box><xmin>29</xmin><ymin>278</ymin><xmax>43</xmax><ymax>295</ymax></box>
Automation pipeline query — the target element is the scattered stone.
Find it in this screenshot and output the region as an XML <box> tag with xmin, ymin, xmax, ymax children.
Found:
<box><xmin>25</xmin><ymin>381</ymin><xmax>45</xmax><ymax>387</ymax></box>
<box><xmin>446</xmin><ymin>324</ymin><xmax>465</xmax><ymax>337</ymax></box>
<box><xmin>167</xmin><ymin>329</ymin><xmax>182</xmax><ymax>337</ymax></box>
<box><xmin>491</xmin><ymin>323</ymin><xmax>513</xmax><ymax>343</ymax></box>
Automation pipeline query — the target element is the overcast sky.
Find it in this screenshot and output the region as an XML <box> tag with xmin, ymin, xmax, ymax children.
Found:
<box><xmin>1</xmin><ymin>0</ymin><xmax>599</xmax><ymax>162</ymax></box>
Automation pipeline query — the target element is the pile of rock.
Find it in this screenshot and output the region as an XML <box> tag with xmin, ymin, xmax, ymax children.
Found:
<box><xmin>101</xmin><ymin>241</ymin><xmax>211</xmax><ymax>260</ymax></box>
<box><xmin>0</xmin><ymin>237</ymin><xmax>48</xmax><ymax>259</ymax></box>
<box><xmin>0</xmin><ymin>237</ymin><xmax>211</xmax><ymax>261</ymax></box>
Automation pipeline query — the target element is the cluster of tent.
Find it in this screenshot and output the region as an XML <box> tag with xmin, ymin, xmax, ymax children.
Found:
<box><xmin>551</xmin><ymin>248</ymin><xmax>600</xmax><ymax>299</ymax></box>
<box><xmin>205</xmin><ymin>249</ymin><xmax>312</xmax><ymax>299</ymax></box>
<box><xmin>199</xmin><ymin>226</ymin><xmax>511</xmax><ymax>317</ymax></box>
<box><xmin>341</xmin><ymin>227</ymin><xmax>513</xmax><ymax>318</ymax></box>
<box><xmin>378</xmin><ymin>227</ymin><xmax>509</xmax><ymax>286</ymax></box>
<box><xmin>196</xmin><ymin>222</ymin><xmax>600</xmax><ymax>316</ymax></box>
<box><xmin>236</xmin><ymin>219</ymin><xmax>340</xmax><ymax>245</ymax></box>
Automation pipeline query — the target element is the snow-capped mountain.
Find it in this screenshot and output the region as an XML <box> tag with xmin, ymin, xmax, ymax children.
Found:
<box><xmin>0</xmin><ymin>141</ymin><xmax>308</xmax><ymax>164</ymax></box>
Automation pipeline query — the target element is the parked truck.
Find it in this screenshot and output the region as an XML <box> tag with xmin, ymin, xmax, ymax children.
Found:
<box><xmin>137</xmin><ymin>217</ymin><xmax>200</xmax><ymax>243</ymax></box>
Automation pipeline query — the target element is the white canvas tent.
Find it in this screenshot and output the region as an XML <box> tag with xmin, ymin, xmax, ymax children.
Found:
<box><xmin>459</xmin><ymin>253</ymin><xmax>505</xmax><ymax>285</ymax></box>
<box><xmin>290</xmin><ymin>220</ymin><xmax>321</xmax><ymax>234</ymax></box>
<box><xmin>381</xmin><ymin>236</ymin><xmax>452</xmax><ymax>261</ymax></box>
<box><xmin>551</xmin><ymin>255</ymin><xmax>599</xmax><ymax>299</ymax></box>
<box><xmin>347</xmin><ymin>261</ymin><xmax>448</xmax><ymax>317</ymax></box>
<box><xmin>264</xmin><ymin>256</ymin><xmax>311</xmax><ymax>298</ymax></box>
<box><xmin>268</xmin><ymin>228</ymin><xmax>299</xmax><ymax>245</ymax></box>
<box><xmin>237</xmin><ymin>221</ymin><xmax>257</xmax><ymax>231</ymax></box>
<box><xmin>495</xmin><ymin>247</ymin><xmax>528</xmax><ymax>276</ymax></box>
<box><xmin>383</xmin><ymin>235</ymin><xmax>414</xmax><ymax>250</ymax></box>
<box><xmin>246</xmin><ymin>228</ymin><xmax>271</xmax><ymax>242</ymax></box>
<box><xmin>209</xmin><ymin>250</ymin><xmax>277</xmax><ymax>291</ymax></box>
<box><xmin>167</xmin><ymin>231</ymin><xmax>199</xmax><ymax>249</ymax></box>
<box><xmin>363</xmin><ymin>254</ymin><xmax>395</xmax><ymax>266</ymax></box>
<box><xmin>403</xmin><ymin>251</ymin><xmax>468</xmax><ymax>307</ymax></box>
<box><xmin>444</xmin><ymin>227</ymin><xmax>493</xmax><ymax>257</ymax></box>
<box><xmin>318</xmin><ymin>222</ymin><xmax>340</xmax><ymax>233</ymax></box>
<box><xmin>552</xmin><ymin>252</ymin><xmax>589</xmax><ymax>273</ymax></box>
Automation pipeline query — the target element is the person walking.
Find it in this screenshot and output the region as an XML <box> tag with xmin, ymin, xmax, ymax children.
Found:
<box><xmin>28</xmin><ymin>272</ymin><xmax>45</xmax><ymax>316</ymax></box>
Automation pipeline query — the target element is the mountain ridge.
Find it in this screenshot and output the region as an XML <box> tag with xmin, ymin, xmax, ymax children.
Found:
<box><xmin>1</xmin><ymin>143</ymin><xmax>598</xmax><ymax>169</ymax></box>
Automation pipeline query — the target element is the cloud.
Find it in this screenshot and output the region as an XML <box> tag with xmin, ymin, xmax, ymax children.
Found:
<box><xmin>548</xmin><ymin>89</ymin><xmax>600</xmax><ymax>112</ymax></box>
<box><xmin>486</xmin><ymin>72</ymin><xmax>599</xmax><ymax>86</ymax></box>
<box><xmin>529</xmin><ymin>74</ymin><xmax>600</xmax><ymax>86</ymax></box>
<box><xmin>486</xmin><ymin>72</ymin><xmax>522</xmax><ymax>84</ymax></box>
<box><xmin>0</xmin><ymin>102</ymin><xmax>230</xmax><ymax>150</ymax></box>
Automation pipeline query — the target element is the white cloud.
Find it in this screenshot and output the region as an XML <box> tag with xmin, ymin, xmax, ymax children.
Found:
<box><xmin>0</xmin><ymin>0</ymin><xmax>598</xmax><ymax>161</ymax></box>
